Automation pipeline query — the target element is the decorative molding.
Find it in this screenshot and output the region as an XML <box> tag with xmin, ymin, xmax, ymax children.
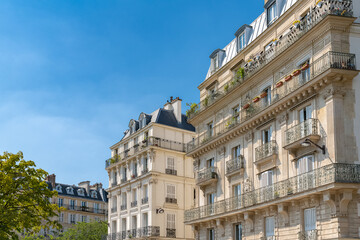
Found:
<box><xmin>323</xmin><ymin>191</ymin><xmax>336</xmax><ymax>217</ymax></box>
<box><xmin>339</xmin><ymin>190</ymin><xmax>353</xmax><ymax>216</ymax></box>
<box><xmin>244</xmin><ymin>212</ymin><xmax>254</xmax><ymax>231</ymax></box>
<box><xmin>245</xmin><ymin>132</ymin><xmax>253</xmax><ymax>142</ymax></box>
<box><xmin>278</xmin><ymin>203</ymin><xmax>289</xmax><ymax>225</ymax></box>
<box><xmin>323</xmin><ymin>85</ymin><xmax>346</xmax><ymax>101</ymax></box>
<box><xmin>278</xmin><ymin>113</ymin><xmax>288</xmax><ymax>125</ymax></box>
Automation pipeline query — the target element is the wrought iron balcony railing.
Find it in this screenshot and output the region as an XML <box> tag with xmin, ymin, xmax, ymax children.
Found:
<box><xmin>186</xmin><ymin>51</ymin><xmax>356</xmax><ymax>153</ymax></box>
<box><xmin>226</xmin><ymin>156</ymin><xmax>244</xmax><ymax>176</ymax></box>
<box><xmin>166</xmin><ymin>228</ymin><xmax>176</xmax><ymax>238</ymax></box>
<box><xmin>298</xmin><ymin>229</ymin><xmax>318</xmax><ymax>240</ymax></box>
<box><xmin>165</xmin><ymin>168</ymin><xmax>177</xmax><ymax>175</ymax></box>
<box><xmin>255</xmin><ymin>140</ymin><xmax>278</xmax><ymax>162</ymax></box>
<box><xmin>185</xmin><ymin>163</ymin><xmax>360</xmax><ymax>222</ymax></box>
<box><xmin>120</xmin><ymin>204</ymin><xmax>127</xmax><ymax>211</ymax></box>
<box><xmin>111</xmin><ymin>207</ymin><xmax>117</xmax><ymax>213</ymax></box>
<box><xmin>130</xmin><ymin>201</ymin><xmax>137</xmax><ymax>208</ymax></box>
<box><xmin>106</xmin><ymin>227</ymin><xmax>160</xmax><ymax>240</ymax></box>
<box><xmin>285</xmin><ymin>119</ymin><xmax>319</xmax><ymax>146</ymax></box>
<box><xmin>62</xmin><ymin>204</ymin><xmax>106</xmax><ymax>214</ymax></box>
<box><xmin>196</xmin><ymin>166</ymin><xmax>218</xmax><ymax>185</ymax></box>
<box><xmin>140</xmin><ymin>226</ymin><xmax>160</xmax><ymax>237</ymax></box>
<box><xmin>165</xmin><ymin>197</ymin><xmax>177</xmax><ymax>204</ymax></box>
<box><xmin>106</xmin><ymin>136</ymin><xmax>187</xmax><ymax>168</ymax></box>
<box><xmin>187</xmin><ymin>0</ymin><xmax>354</xmax><ymax>120</ymax></box>
<box><xmin>141</xmin><ymin>197</ymin><xmax>148</xmax><ymax>204</ymax></box>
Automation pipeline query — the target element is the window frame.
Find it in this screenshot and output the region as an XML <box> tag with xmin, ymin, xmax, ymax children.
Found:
<box><xmin>267</xmin><ymin>1</ymin><xmax>277</xmax><ymax>25</ymax></box>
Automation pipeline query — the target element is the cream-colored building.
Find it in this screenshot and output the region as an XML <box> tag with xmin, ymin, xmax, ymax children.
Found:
<box><xmin>184</xmin><ymin>0</ymin><xmax>360</xmax><ymax>239</ymax></box>
<box><xmin>105</xmin><ymin>97</ymin><xmax>196</xmax><ymax>240</ymax></box>
<box><xmin>45</xmin><ymin>174</ymin><xmax>108</xmax><ymax>232</ymax></box>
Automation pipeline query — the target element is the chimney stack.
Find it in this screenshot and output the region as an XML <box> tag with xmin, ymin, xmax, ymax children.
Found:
<box><xmin>163</xmin><ymin>97</ymin><xmax>183</xmax><ymax>124</ymax></box>
<box><xmin>90</xmin><ymin>183</ymin><xmax>103</xmax><ymax>191</ymax></box>
<box><xmin>78</xmin><ymin>181</ymin><xmax>90</xmax><ymax>195</ymax></box>
<box><xmin>45</xmin><ymin>174</ymin><xmax>56</xmax><ymax>188</ymax></box>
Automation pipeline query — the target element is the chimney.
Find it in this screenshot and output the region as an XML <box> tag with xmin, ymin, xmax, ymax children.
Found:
<box><xmin>90</xmin><ymin>183</ymin><xmax>103</xmax><ymax>191</ymax></box>
<box><xmin>45</xmin><ymin>174</ymin><xmax>56</xmax><ymax>188</ymax></box>
<box><xmin>78</xmin><ymin>181</ymin><xmax>90</xmax><ymax>195</ymax></box>
<box><xmin>171</xmin><ymin>97</ymin><xmax>182</xmax><ymax>124</ymax></box>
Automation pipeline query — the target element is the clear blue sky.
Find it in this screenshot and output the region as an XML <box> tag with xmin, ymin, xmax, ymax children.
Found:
<box><xmin>0</xmin><ymin>0</ymin><xmax>264</xmax><ymax>186</ymax></box>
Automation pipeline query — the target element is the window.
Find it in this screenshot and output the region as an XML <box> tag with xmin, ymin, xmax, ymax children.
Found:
<box><xmin>123</xmin><ymin>167</ymin><xmax>127</xmax><ymax>180</ymax></box>
<box><xmin>91</xmin><ymin>191</ymin><xmax>97</xmax><ymax>198</ymax></box>
<box><xmin>132</xmin><ymin>162</ymin><xmax>138</xmax><ymax>177</ymax></box>
<box><xmin>262</xmin><ymin>126</ymin><xmax>272</xmax><ymax>144</ymax></box>
<box><xmin>234</xmin><ymin>224</ymin><xmax>242</xmax><ymax>240</ymax></box>
<box><xmin>262</xmin><ymin>87</ymin><xmax>271</xmax><ymax>106</ymax></box>
<box><xmin>143</xmin><ymin>157</ymin><xmax>148</xmax><ymax>172</ymax></box>
<box><xmin>208</xmin><ymin>228</ymin><xmax>215</xmax><ymax>240</ymax></box>
<box><xmin>142</xmin><ymin>117</ymin><xmax>146</xmax><ymax>128</ymax></box>
<box><xmin>122</xmin><ymin>193</ymin><xmax>127</xmax><ymax>207</ymax></box>
<box><xmin>207</xmin><ymin>193</ymin><xmax>215</xmax><ymax>205</ymax></box>
<box><xmin>238</xmin><ymin>33</ymin><xmax>246</xmax><ymax>51</ymax></box>
<box><xmin>131</xmin><ymin>122</ymin><xmax>136</xmax><ymax>133</ymax></box>
<box><xmin>166</xmin><ymin>157</ymin><xmax>175</xmax><ymax>171</ymax></box>
<box><xmin>211</xmin><ymin>55</ymin><xmax>219</xmax><ymax>72</ymax></box>
<box><xmin>112</xmin><ymin>197</ymin><xmax>117</xmax><ymax>208</ymax></box>
<box><xmin>122</xmin><ymin>218</ymin><xmax>127</xmax><ymax>231</ymax></box>
<box><xmin>299</xmin><ymin>105</ymin><xmax>312</xmax><ymax>123</ymax></box>
<box><xmin>81</xmin><ymin>201</ymin><xmax>87</xmax><ymax>207</ymax></box>
<box><xmin>267</xmin><ymin>2</ymin><xmax>277</xmax><ymax>25</ymax></box>
<box><xmin>143</xmin><ymin>185</ymin><xmax>148</xmax><ymax>198</ymax></box>
<box><xmin>58</xmin><ymin>198</ymin><xmax>64</xmax><ymax>207</ymax></box>
<box><xmin>70</xmin><ymin>199</ymin><xmax>75</xmax><ymax>210</ymax></box>
<box><xmin>207</xmin><ymin>158</ymin><xmax>215</xmax><ymax>168</ymax></box>
<box><xmin>94</xmin><ymin>203</ymin><xmax>99</xmax><ymax>213</ymax></box>
<box><xmin>66</xmin><ymin>187</ymin><xmax>74</xmax><ymax>195</ymax></box>
<box><xmin>132</xmin><ymin>189</ymin><xmax>137</xmax><ymax>202</ymax></box>
<box><xmin>265</xmin><ymin>216</ymin><xmax>275</xmax><ymax>237</ymax></box>
<box><xmin>77</xmin><ymin>189</ymin><xmax>85</xmax><ymax>196</ymax></box>
<box><xmin>232</xmin><ymin>145</ymin><xmax>241</xmax><ymax>159</ymax></box>
<box><xmin>70</xmin><ymin>214</ymin><xmax>76</xmax><ymax>224</ymax></box>
<box><xmin>167</xmin><ymin>213</ymin><xmax>176</xmax><ymax>230</ymax></box>
<box><xmin>132</xmin><ymin>216</ymin><xmax>137</xmax><ymax>229</ymax></box>
<box><xmin>297</xmin><ymin>155</ymin><xmax>314</xmax><ymax>175</ymax></box>
<box><xmin>233</xmin><ymin>105</ymin><xmax>240</xmax><ymax>122</ymax></box>
<box><xmin>304</xmin><ymin>208</ymin><xmax>316</xmax><ymax>231</ymax></box>
<box><xmin>208</xmin><ymin>86</ymin><xmax>216</xmax><ymax>96</ymax></box>
<box><xmin>134</xmin><ymin>137</ymin><xmax>138</xmax><ymax>145</ymax></box>
<box><xmin>234</xmin><ymin>184</ymin><xmax>241</xmax><ymax>197</ymax></box>
<box><xmin>81</xmin><ymin>215</ymin><xmax>87</xmax><ymax>223</ymax></box>
<box><xmin>260</xmin><ymin>170</ymin><xmax>273</xmax><ymax>188</ymax></box>
<box><xmin>143</xmin><ymin>213</ymin><xmax>148</xmax><ymax>227</ymax></box>
<box><xmin>59</xmin><ymin>213</ymin><xmax>64</xmax><ymax>222</ymax></box>
<box><xmin>166</xmin><ymin>184</ymin><xmax>176</xmax><ymax>199</ymax></box>
<box><xmin>300</xmin><ymin>60</ymin><xmax>310</xmax><ymax>83</ymax></box>
<box><xmin>55</xmin><ymin>185</ymin><xmax>62</xmax><ymax>193</ymax></box>
<box><xmin>144</xmin><ymin>131</ymin><xmax>149</xmax><ymax>141</ymax></box>
<box><xmin>207</xmin><ymin>122</ymin><xmax>214</xmax><ymax>137</ymax></box>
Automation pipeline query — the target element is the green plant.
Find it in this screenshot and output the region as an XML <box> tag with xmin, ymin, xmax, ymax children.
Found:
<box><xmin>204</xmin><ymin>96</ymin><xmax>209</xmax><ymax>106</ymax></box>
<box><xmin>274</xmin><ymin>191</ymin><xmax>280</xmax><ymax>198</ymax></box>
<box><xmin>224</xmin><ymin>84</ymin><xmax>229</xmax><ymax>92</ymax></box>
<box><xmin>235</xmin><ymin>67</ymin><xmax>245</xmax><ymax>81</ymax></box>
<box><xmin>186</xmin><ymin>103</ymin><xmax>199</xmax><ymax>118</ymax></box>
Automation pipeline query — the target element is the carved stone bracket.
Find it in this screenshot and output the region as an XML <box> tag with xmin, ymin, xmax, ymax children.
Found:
<box><xmin>244</xmin><ymin>212</ymin><xmax>254</xmax><ymax>231</ymax></box>
<box><xmin>278</xmin><ymin>203</ymin><xmax>289</xmax><ymax>225</ymax></box>
<box><xmin>339</xmin><ymin>190</ymin><xmax>353</xmax><ymax>216</ymax></box>
<box><xmin>278</xmin><ymin>113</ymin><xmax>288</xmax><ymax>126</ymax></box>
<box><xmin>323</xmin><ymin>85</ymin><xmax>346</xmax><ymax>101</ymax></box>
<box><xmin>216</xmin><ymin>219</ymin><xmax>225</xmax><ymax>237</ymax></box>
<box><xmin>149</xmin><ymin>178</ymin><xmax>158</xmax><ymax>185</ymax></box>
<box><xmin>323</xmin><ymin>191</ymin><xmax>336</xmax><ymax>217</ymax></box>
<box><xmin>245</xmin><ymin>132</ymin><xmax>253</xmax><ymax>142</ymax></box>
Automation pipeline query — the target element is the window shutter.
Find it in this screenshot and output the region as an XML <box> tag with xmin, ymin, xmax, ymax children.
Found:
<box><xmin>167</xmin><ymin>157</ymin><xmax>175</xmax><ymax>170</ymax></box>
<box><xmin>268</xmin><ymin>170</ymin><xmax>273</xmax><ymax>185</ymax></box>
<box><xmin>304</xmin><ymin>208</ymin><xmax>316</xmax><ymax>231</ymax></box>
<box><xmin>167</xmin><ymin>214</ymin><xmax>176</xmax><ymax>229</ymax></box>
<box><xmin>167</xmin><ymin>185</ymin><xmax>176</xmax><ymax>198</ymax></box>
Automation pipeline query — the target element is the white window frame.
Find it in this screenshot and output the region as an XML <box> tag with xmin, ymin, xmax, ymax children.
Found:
<box><xmin>238</xmin><ymin>33</ymin><xmax>246</xmax><ymax>51</ymax></box>
<box><xmin>260</xmin><ymin>170</ymin><xmax>273</xmax><ymax>188</ymax></box>
<box><xmin>166</xmin><ymin>157</ymin><xmax>175</xmax><ymax>170</ymax></box>
<box><xmin>304</xmin><ymin>207</ymin><xmax>316</xmax><ymax>231</ymax></box>
<box><xmin>166</xmin><ymin>213</ymin><xmax>176</xmax><ymax>230</ymax></box>
<box><xmin>267</xmin><ymin>2</ymin><xmax>277</xmax><ymax>25</ymax></box>
<box><xmin>166</xmin><ymin>184</ymin><xmax>176</xmax><ymax>199</ymax></box>
<box><xmin>265</xmin><ymin>216</ymin><xmax>275</xmax><ymax>237</ymax></box>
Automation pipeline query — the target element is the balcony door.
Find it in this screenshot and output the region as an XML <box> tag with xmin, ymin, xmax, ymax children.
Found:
<box><xmin>304</xmin><ymin>208</ymin><xmax>317</xmax><ymax>237</ymax></box>
<box><xmin>299</xmin><ymin>105</ymin><xmax>312</xmax><ymax>138</ymax></box>
<box><xmin>233</xmin><ymin>184</ymin><xmax>241</xmax><ymax>209</ymax></box>
<box><xmin>297</xmin><ymin>155</ymin><xmax>315</xmax><ymax>191</ymax></box>
<box><xmin>234</xmin><ymin>224</ymin><xmax>242</xmax><ymax>240</ymax></box>
<box><xmin>207</xmin><ymin>158</ymin><xmax>215</xmax><ymax>168</ymax></box>
<box><xmin>262</xmin><ymin>126</ymin><xmax>272</xmax><ymax>144</ymax></box>
<box><xmin>207</xmin><ymin>193</ymin><xmax>215</xmax><ymax>215</ymax></box>
<box><xmin>259</xmin><ymin>170</ymin><xmax>274</xmax><ymax>202</ymax></box>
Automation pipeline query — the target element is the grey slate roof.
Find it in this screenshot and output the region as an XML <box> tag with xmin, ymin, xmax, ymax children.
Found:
<box><xmin>47</xmin><ymin>182</ymin><xmax>108</xmax><ymax>203</ymax></box>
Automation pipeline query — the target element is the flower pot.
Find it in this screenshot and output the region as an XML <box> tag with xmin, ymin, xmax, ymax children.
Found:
<box><xmin>260</xmin><ymin>92</ymin><xmax>268</xmax><ymax>98</ymax></box>
<box><xmin>292</xmin><ymin>70</ymin><xmax>301</xmax><ymax>77</ymax></box>
<box><xmin>301</xmin><ymin>63</ymin><xmax>309</xmax><ymax>71</ymax></box>
<box><xmin>252</xmin><ymin>97</ymin><xmax>260</xmax><ymax>103</ymax></box>
<box><xmin>316</xmin><ymin>0</ymin><xmax>323</xmax><ymax>8</ymax></box>
<box><xmin>285</xmin><ymin>75</ymin><xmax>292</xmax><ymax>82</ymax></box>
<box><xmin>276</xmin><ymin>81</ymin><xmax>284</xmax><ymax>88</ymax></box>
<box><xmin>243</xmin><ymin>103</ymin><xmax>250</xmax><ymax>110</ymax></box>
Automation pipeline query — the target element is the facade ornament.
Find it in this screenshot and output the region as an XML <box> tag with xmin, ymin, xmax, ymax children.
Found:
<box><xmin>339</xmin><ymin>190</ymin><xmax>352</xmax><ymax>216</ymax></box>
<box><xmin>245</xmin><ymin>132</ymin><xmax>253</xmax><ymax>142</ymax></box>
<box><xmin>323</xmin><ymin>86</ymin><xmax>346</xmax><ymax>101</ymax></box>
<box><xmin>243</xmin><ymin>178</ymin><xmax>252</xmax><ymax>193</ymax></box>
<box><xmin>323</xmin><ymin>191</ymin><xmax>336</xmax><ymax>217</ymax></box>
<box><xmin>278</xmin><ymin>113</ymin><xmax>288</xmax><ymax>126</ymax></box>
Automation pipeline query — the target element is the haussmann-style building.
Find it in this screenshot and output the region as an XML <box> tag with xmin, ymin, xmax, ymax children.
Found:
<box><xmin>183</xmin><ymin>0</ymin><xmax>360</xmax><ymax>239</ymax></box>
<box><xmin>105</xmin><ymin>97</ymin><xmax>196</xmax><ymax>240</ymax></box>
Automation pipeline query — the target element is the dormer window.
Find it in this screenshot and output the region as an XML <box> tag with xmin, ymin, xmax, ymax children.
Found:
<box><xmin>238</xmin><ymin>33</ymin><xmax>246</xmax><ymax>51</ymax></box>
<box><xmin>234</xmin><ymin>24</ymin><xmax>252</xmax><ymax>53</ymax></box>
<box><xmin>66</xmin><ymin>187</ymin><xmax>74</xmax><ymax>195</ymax></box>
<box><xmin>91</xmin><ymin>191</ymin><xmax>97</xmax><ymax>198</ymax></box>
<box><xmin>209</xmin><ymin>49</ymin><xmax>225</xmax><ymax>75</ymax></box>
<box><xmin>132</xmin><ymin>123</ymin><xmax>136</xmax><ymax>133</ymax></box>
<box><xmin>142</xmin><ymin>117</ymin><xmax>146</xmax><ymax>128</ymax></box>
<box><xmin>77</xmin><ymin>188</ymin><xmax>85</xmax><ymax>196</ymax></box>
<box><xmin>55</xmin><ymin>185</ymin><xmax>62</xmax><ymax>193</ymax></box>
<box><xmin>266</xmin><ymin>0</ymin><xmax>277</xmax><ymax>25</ymax></box>
<box><xmin>211</xmin><ymin>55</ymin><xmax>219</xmax><ymax>73</ymax></box>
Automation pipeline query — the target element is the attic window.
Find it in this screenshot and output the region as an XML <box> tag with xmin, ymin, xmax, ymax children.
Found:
<box><xmin>91</xmin><ymin>191</ymin><xmax>97</xmax><ymax>198</ymax></box>
<box><xmin>132</xmin><ymin>123</ymin><xmax>136</xmax><ymax>133</ymax></box>
<box><xmin>266</xmin><ymin>1</ymin><xmax>277</xmax><ymax>25</ymax></box>
<box><xmin>142</xmin><ymin>117</ymin><xmax>146</xmax><ymax>128</ymax></box>
<box><xmin>209</xmin><ymin>49</ymin><xmax>225</xmax><ymax>75</ymax></box>
<box><xmin>77</xmin><ymin>189</ymin><xmax>85</xmax><ymax>196</ymax></box>
<box><xmin>211</xmin><ymin>55</ymin><xmax>219</xmax><ymax>73</ymax></box>
<box><xmin>55</xmin><ymin>185</ymin><xmax>62</xmax><ymax>193</ymax></box>
<box><xmin>66</xmin><ymin>187</ymin><xmax>74</xmax><ymax>195</ymax></box>
<box><xmin>238</xmin><ymin>33</ymin><xmax>246</xmax><ymax>51</ymax></box>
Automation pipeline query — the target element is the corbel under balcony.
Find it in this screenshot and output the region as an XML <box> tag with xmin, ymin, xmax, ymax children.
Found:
<box><xmin>254</xmin><ymin>141</ymin><xmax>278</xmax><ymax>172</ymax></box>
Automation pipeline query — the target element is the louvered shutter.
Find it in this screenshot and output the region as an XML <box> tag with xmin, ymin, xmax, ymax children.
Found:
<box><xmin>167</xmin><ymin>185</ymin><xmax>176</xmax><ymax>199</ymax></box>
<box><xmin>167</xmin><ymin>157</ymin><xmax>175</xmax><ymax>170</ymax></box>
<box><xmin>304</xmin><ymin>208</ymin><xmax>316</xmax><ymax>231</ymax></box>
<box><xmin>266</xmin><ymin>217</ymin><xmax>275</xmax><ymax>236</ymax></box>
<box><xmin>167</xmin><ymin>214</ymin><xmax>176</xmax><ymax>229</ymax></box>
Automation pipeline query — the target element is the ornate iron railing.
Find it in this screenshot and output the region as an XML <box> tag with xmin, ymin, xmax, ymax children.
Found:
<box><xmin>63</xmin><ymin>204</ymin><xmax>106</xmax><ymax>214</ymax></box>
<box><xmin>185</xmin><ymin>163</ymin><xmax>360</xmax><ymax>222</ymax></box>
<box><xmin>187</xmin><ymin>0</ymin><xmax>353</xmax><ymax>120</ymax></box>
<box><xmin>166</xmin><ymin>228</ymin><xmax>176</xmax><ymax>238</ymax></box>
<box><xmin>255</xmin><ymin>140</ymin><xmax>278</xmax><ymax>162</ymax></box>
<box><xmin>106</xmin><ymin>136</ymin><xmax>187</xmax><ymax>168</ymax></box>
<box><xmin>285</xmin><ymin>119</ymin><xmax>319</xmax><ymax>146</ymax></box>
<box><xmin>165</xmin><ymin>168</ymin><xmax>177</xmax><ymax>175</ymax></box>
<box><xmin>196</xmin><ymin>167</ymin><xmax>218</xmax><ymax>184</ymax></box>
<box><xmin>165</xmin><ymin>197</ymin><xmax>177</xmax><ymax>204</ymax></box>
<box><xmin>140</xmin><ymin>226</ymin><xmax>160</xmax><ymax>237</ymax></box>
<box><xmin>298</xmin><ymin>229</ymin><xmax>318</xmax><ymax>240</ymax></box>
<box><xmin>226</xmin><ymin>156</ymin><xmax>244</xmax><ymax>175</ymax></box>
<box><xmin>141</xmin><ymin>197</ymin><xmax>148</xmax><ymax>204</ymax></box>
<box><xmin>186</xmin><ymin>51</ymin><xmax>356</xmax><ymax>153</ymax></box>
<box><xmin>130</xmin><ymin>201</ymin><xmax>137</xmax><ymax>208</ymax></box>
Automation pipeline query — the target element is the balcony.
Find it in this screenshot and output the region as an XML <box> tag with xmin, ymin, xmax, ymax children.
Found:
<box><xmin>186</xmin><ymin>51</ymin><xmax>356</xmax><ymax>154</ymax></box>
<box><xmin>141</xmin><ymin>197</ymin><xmax>148</xmax><ymax>204</ymax></box>
<box><xmin>121</xmin><ymin>178</ymin><xmax>127</xmax><ymax>184</ymax></box>
<box><xmin>105</xmin><ymin>136</ymin><xmax>187</xmax><ymax>168</ymax></box>
<box><xmin>196</xmin><ymin>167</ymin><xmax>218</xmax><ymax>187</ymax></box>
<box><xmin>166</xmin><ymin>228</ymin><xmax>176</xmax><ymax>238</ymax></box>
<box><xmin>142</xmin><ymin>168</ymin><xmax>149</xmax><ymax>175</ymax></box>
<box><xmin>111</xmin><ymin>182</ymin><xmax>117</xmax><ymax>187</ymax></box>
<box><xmin>186</xmin><ymin>0</ymin><xmax>354</xmax><ymax>120</ymax></box>
<box><xmin>255</xmin><ymin>141</ymin><xmax>278</xmax><ymax>171</ymax></box>
<box><xmin>63</xmin><ymin>204</ymin><xmax>106</xmax><ymax>214</ymax></box>
<box><xmin>284</xmin><ymin>119</ymin><xmax>320</xmax><ymax>153</ymax></box>
<box><xmin>127</xmin><ymin>229</ymin><xmax>138</xmax><ymax>238</ymax></box>
<box><xmin>111</xmin><ymin>207</ymin><xmax>117</xmax><ymax>213</ymax></box>
<box><xmin>165</xmin><ymin>168</ymin><xmax>177</xmax><ymax>176</ymax></box>
<box><xmin>185</xmin><ymin>163</ymin><xmax>360</xmax><ymax>223</ymax></box>
<box><xmin>140</xmin><ymin>226</ymin><xmax>160</xmax><ymax>237</ymax></box>
<box><xmin>120</xmin><ymin>204</ymin><xmax>127</xmax><ymax>211</ymax></box>
<box><xmin>165</xmin><ymin>197</ymin><xmax>177</xmax><ymax>204</ymax></box>
<box><xmin>130</xmin><ymin>201</ymin><xmax>137</xmax><ymax>208</ymax></box>
<box><xmin>226</xmin><ymin>156</ymin><xmax>245</xmax><ymax>177</ymax></box>
<box><xmin>298</xmin><ymin>229</ymin><xmax>318</xmax><ymax>240</ymax></box>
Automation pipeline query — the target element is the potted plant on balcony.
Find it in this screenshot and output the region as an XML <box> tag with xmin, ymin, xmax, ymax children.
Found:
<box><xmin>293</xmin><ymin>20</ymin><xmax>300</xmax><ymax>28</ymax></box>
<box><xmin>186</xmin><ymin>103</ymin><xmax>199</xmax><ymax>118</ymax></box>
<box><xmin>235</xmin><ymin>67</ymin><xmax>245</xmax><ymax>81</ymax></box>
<box><xmin>203</xmin><ymin>96</ymin><xmax>209</xmax><ymax>107</ymax></box>
<box><xmin>276</xmin><ymin>81</ymin><xmax>284</xmax><ymax>88</ymax></box>
<box><xmin>252</xmin><ymin>96</ymin><xmax>260</xmax><ymax>103</ymax></box>
<box><xmin>301</xmin><ymin>62</ymin><xmax>310</xmax><ymax>71</ymax></box>
<box><xmin>272</xmin><ymin>38</ymin><xmax>279</xmax><ymax>46</ymax></box>
<box><xmin>316</xmin><ymin>0</ymin><xmax>323</xmax><ymax>8</ymax></box>
<box><xmin>292</xmin><ymin>69</ymin><xmax>301</xmax><ymax>77</ymax></box>
<box><xmin>243</xmin><ymin>103</ymin><xmax>250</xmax><ymax>110</ymax></box>
<box><xmin>285</xmin><ymin>75</ymin><xmax>293</xmax><ymax>82</ymax></box>
<box><xmin>287</xmin><ymin>187</ymin><xmax>293</xmax><ymax>195</ymax></box>
<box><xmin>260</xmin><ymin>91</ymin><xmax>268</xmax><ymax>98</ymax></box>
<box><xmin>274</xmin><ymin>191</ymin><xmax>280</xmax><ymax>198</ymax></box>
<box><xmin>224</xmin><ymin>84</ymin><xmax>229</xmax><ymax>93</ymax></box>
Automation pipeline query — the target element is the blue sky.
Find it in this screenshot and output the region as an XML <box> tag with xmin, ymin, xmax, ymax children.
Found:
<box><xmin>0</xmin><ymin>0</ymin><xmax>264</xmax><ymax>186</ymax></box>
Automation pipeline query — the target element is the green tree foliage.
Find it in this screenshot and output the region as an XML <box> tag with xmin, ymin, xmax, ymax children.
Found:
<box><xmin>58</xmin><ymin>221</ymin><xmax>108</xmax><ymax>240</ymax></box>
<box><xmin>0</xmin><ymin>152</ymin><xmax>61</xmax><ymax>239</ymax></box>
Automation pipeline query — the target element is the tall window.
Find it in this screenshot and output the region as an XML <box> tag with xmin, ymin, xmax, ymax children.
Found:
<box><xmin>70</xmin><ymin>199</ymin><xmax>75</xmax><ymax>210</ymax></box>
<box><xmin>238</xmin><ymin>33</ymin><xmax>246</xmax><ymax>51</ymax></box>
<box><xmin>132</xmin><ymin>162</ymin><xmax>138</xmax><ymax>177</ymax></box>
<box><xmin>265</xmin><ymin>216</ymin><xmax>275</xmax><ymax>237</ymax></box>
<box><xmin>58</xmin><ymin>198</ymin><xmax>64</xmax><ymax>207</ymax></box>
<box><xmin>70</xmin><ymin>214</ymin><xmax>76</xmax><ymax>224</ymax></box>
<box><xmin>208</xmin><ymin>228</ymin><xmax>215</xmax><ymax>240</ymax></box>
<box><xmin>234</xmin><ymin>184</ymin><xmax>241</xmax><ymax>197</ymax></box>
<box><xmin>123</xmin><ymin>167</ymin><xmax>127</xmax><ymax>180</ymax></box>
<box><xmin>143</xmin><ymin>157</ymin><xmax>148</xmax><ymax>171</ymax></box>
<box><xmin>166</xmin><ymin>184</ymin><xmax>176</xmax><ymax>200</ymax></box>
<box><xmin>263</xmin><ymin>87</ymin><xmax>271</xmax><ymax>106</ymax></box>
<box><xmin>262</xmin><ymin>126</ymin><xmax>272</xmax><ymax>144</ymax></box>
<box><xmin>232</xmin><ymin>145</ymin><xmax>241</xmax><ymax>159</ymax></box>
<box><xmin>143</xmin><ymin>213</ymin><xmax>148</xmax><ymax>227</ymax></box>
<box><xmin>122</xmin><ymin>193</ymin><xmax>127</xmax><ymax>206</ymax></box>
<box><xmin>144</xmin><ymin>131</ymin><xmax>149</xmax><ymax>141</ymax></box>
<box><xmin>207</xmin><ymin>122</ymin><xmax>214</xmax><ymax>137</ymax></box>
<box><xmin>143</xmin><ymin>185</ymin><xmax>148</xmax><ymax>198</ymax></box>
<box><xmin>167</xmin><ymin>157</ymin><xmax>175</xmax><ymax>170</ymax></box>
<box><xmin>59</xmin><ymin>213</ymin><xmax>64</xmax><ymax>222</ymax></box>
<box><xmin>300</xmin><ymin>60</ymin><xmax>310</xmax><ymax>83</ymax></box>
<box><xmin>207</xmin><ymin>158</ymin><xmax>215</xmax><ymax>168</ymax></box>
<box><xmin>167</xmin><ymin>213</ymin><xmax>176</xmax><ymax>238</ymax></box>
<box><xmin>260</xmin><ymin>170</ymin><xmax>273</xmax><ymax>188</ymax></box>
<box><xmin>207</xmin><ymin>193</ymin><xmax>215</xmax><ymax>204</ymax></box>
<box><xmin>233</xmin><ymin>105</ymin><xmax>240</xmax><ymax>122</ymax></box>
<box><xmin>211</xmin><ymin>55</ymin><xmax>219</xmax><ymax>72</ymax></box>
<box><xmin>122</xmin><ymin>218</ymin><xmax>127</xmax><ymax>231</ymax></box>
<box><xmin>132</xmin><ymin>216</ymin><xmax>137</xmax><ymax>230</ymax></box>
<box><xmin>299</xmin><ymin>105</ymin><xmax>312</xmax><ymax>123</ymax></box>
<box><xmin>142</xmin><ymin>117</ymin><xmax>146</xmax><ymax>128</ymax></box>
<box><xmin>267</xmin><ymin>2</ymin><xmax>277</xmax><ymax>25</ymax></box>
<box><xmin>234</xmin><ymin>224</ymin><xmax>242</xmax><ymax>240</ymax></box>
<box><xmin>81</xmin><ymin>215</ymin><xmax>87</xmax><ymax>223</ymax></box>
<box><xmin>304</xmin><ymin>208</ymin><xmax>316</xmax><ymax>232</ymax></box>
<box><xmin>132</xmin><ymin>189</ymin><xmax>137</xmax><ymax>202</ymax></box>
<box><xmin>297</xmin><ymin>155</ymin><xmax>314</xmax><ymax>175</ymax></box>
